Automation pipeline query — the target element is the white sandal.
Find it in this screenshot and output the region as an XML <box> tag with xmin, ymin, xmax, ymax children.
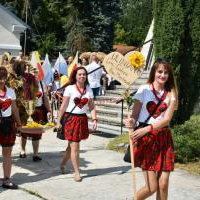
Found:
<box><xmin>74</xmin><ymin>173</ymin><xmax>82</xmax><ymax>182</ymax></box>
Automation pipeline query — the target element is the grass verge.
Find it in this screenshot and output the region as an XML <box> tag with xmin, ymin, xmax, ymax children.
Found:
<box><xmin>107</xmin><ymin>132</ymin><xmax>129</xmax><ymax>153</ymax></box>
<box><xmin>107</xmin><ymin>132</ymin><xmax>200</xmax><ymax>176</ymax></box>
<box><xmin>175</xmin><ymin>162</ymin><xmax>200</xmax><ymax>176</ymax></box>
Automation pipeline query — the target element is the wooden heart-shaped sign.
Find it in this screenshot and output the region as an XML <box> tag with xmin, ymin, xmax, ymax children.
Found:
<box><xmin>102</xmin><ymin>52</ymin><xmax>144</xmax><ymax>88</ymax></box>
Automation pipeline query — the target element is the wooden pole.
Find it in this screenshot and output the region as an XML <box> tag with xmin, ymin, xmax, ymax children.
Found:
<box><xmin>127</xmin><ymin>110</ymin><xmax>137</xmax><ymax>200</ymax></box>
<box><xmin>23</xmin><ymin>0</ymin><xmax>28</xmax><ymax>56</ymax></box>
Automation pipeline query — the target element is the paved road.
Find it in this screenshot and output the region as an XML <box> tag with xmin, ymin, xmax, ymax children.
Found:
<box><xmin>0</xmin><ymin>129</ymin><xmax>200</xmax><ymax>200</ymax></box>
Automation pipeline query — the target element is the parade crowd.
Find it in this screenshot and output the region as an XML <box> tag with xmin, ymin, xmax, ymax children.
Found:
<box><xmin>0</xmin><ymin>51</ymin><xmax>110</xmax><ymax>188</ymax></box>
<box><xmin>0</xmin><ymin>51</ymin><xmax>178</xmax><ymax>200</ymax></box>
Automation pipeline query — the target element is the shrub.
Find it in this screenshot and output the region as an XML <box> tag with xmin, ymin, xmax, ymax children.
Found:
<box><xmin>154</xmin><ymin>0</ymin><xmax>200</xmax><ymax>124</ymax></box>
<box><xmin>173</xmin><ymin>114</ymin><xmax>200</xmax><ymax>163</ymax></box>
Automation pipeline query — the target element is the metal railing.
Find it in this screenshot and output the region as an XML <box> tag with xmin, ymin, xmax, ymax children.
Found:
<box><xmin>116</xmin><ymin>90</ymin><xmax>137</xmax><ymax>135</ymax></box>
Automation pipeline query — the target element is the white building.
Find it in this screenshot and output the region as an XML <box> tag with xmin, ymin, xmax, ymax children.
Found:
<box><xmin>0</xmin><ymin>4</ymin><xmax>29</xmax><ymax>57</ymax></box>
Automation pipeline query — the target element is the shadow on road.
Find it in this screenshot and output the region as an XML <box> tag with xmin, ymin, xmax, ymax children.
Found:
<box><xmin>0</xmin><ymin>151</ymin><xmax>130</xmax><ymax>186</ymax></box>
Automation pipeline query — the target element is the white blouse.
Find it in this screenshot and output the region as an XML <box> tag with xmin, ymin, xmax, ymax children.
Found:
<box><xmin>134</xmin><ymin>84</ymin><xmax>176</xmax><ymax>124</ymax></box>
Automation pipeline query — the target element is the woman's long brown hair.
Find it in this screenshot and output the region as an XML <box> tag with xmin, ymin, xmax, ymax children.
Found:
<box><xmin>70</xmin><ymin>66</ymin><xmax>89</xmax><ymax>86</ymax></box>
<box><xmin>148</xmin><ymin>59</ymin><xmax>178</xmax><ymax>109</ymax></box>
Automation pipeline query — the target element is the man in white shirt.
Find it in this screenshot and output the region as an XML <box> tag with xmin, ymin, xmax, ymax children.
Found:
<box><xmin>85</xmin><ymin>54</ymin><xmax>103</xmax><ymax>99</ymax></box>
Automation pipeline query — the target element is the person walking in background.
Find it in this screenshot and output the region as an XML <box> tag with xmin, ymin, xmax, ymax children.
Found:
<box><xmin>47</xmin><ymin>69</ymin><xmax>61</xmax><ymax>93</ymax></box>
<box><xmin>56</xmin><ymin>66</ymin><xmax>97</xmax><ymax>182</ymax></box>
<box><xmin>47</xmin><ymin>69</ymin><xmax>62</xmax><ymax>110</ymax></box>
<box><xmin>10</xmin><ymin>60</ymin><xmax>51</xmax><ymax>162</ymax></box>
<box><xmin>1</xmin><ymin>52</ymin><xmax>10</xmax><ymax>67</ymax></box>
<box><xmin>81</xmin><ymin>57</ymin><xmax>89</xmax><ymax>67</ymax></box>
<box><xmin>1</xmin><ymin>52</ymin><xmax>13</xmax><ymax>74</ymax></box>
<box><xmin>85</xmin><ymin>53</ymin><xmax>103</xmax><ymax>100</ymax></box>
<box><xmin>67</xmin><ymin>56</ymin><xmax>74</xmax><ymax>66</ymax></box>
<box><xmin>0</xmin><ymin>66</ymin><xmax>21</xmax><ymax>189</ymax></box>
<box><xmin>125</xmin><ymin>59</ymin><xmax>178</xmax><ymax>200</ymax></box>
<box><xmin>20</xmin><ymin>79</ymin><xmax>51</xmax><ymax>162</ymax></box>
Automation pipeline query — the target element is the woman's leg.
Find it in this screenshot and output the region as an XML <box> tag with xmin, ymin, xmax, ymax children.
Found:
<box><xmin>32</xmin><ymin>140</ymin><xmax>39</xmax><ymax>156</ymax></box>
<box><xmin>20</xmin><ymin>136</ymin><xmax>27</xmax><ymax>154</ymax></box>
<box><xmin>2</xmin><ymin>146</ymin><xmax>18</xmax><ymax>189</ymax></box>
<box><xmin>60</xmin><ymin>143</ymin><xmax>71</xmax><ymax>174</ymax></box>
<box><xmin>32</xmin><ymin>140</ymin><xmax>42</xmax><ymax>161</ymax></box>
<box><xmin>137</xmin><ymin>170</ymin><xmax>158</xmax><ymax>200</ymax></box>
<box><xmin>2</xmin><ymin>146</ymin><xmax>12</xmax><ymax>179</ymax></box>
<box><xmin>61</xmin><ymin>142</ymin><xmax>71</xmax><ymax>166</ymax></box>
<box><xmin>70</xmin><ymin>142</ymin><xmax>81</xmax><ymax>181</ymax></box>
<box><xmin>156</xmin><ymin>171</ymin><xmax>170</xmax><ymax>200</ymax></box>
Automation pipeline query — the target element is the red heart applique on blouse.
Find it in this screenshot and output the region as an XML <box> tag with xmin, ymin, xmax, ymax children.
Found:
<box><xmin>74</xmin><ymin>97</ymin><xmax>88</xmax><ymax>109</ymax></box>
<box><xmin>146</xmin><ymin>101</ymin><xmax>167</xmax><ymax>118</ymax></box>
<box><xmin>0</xmin><ymin>99</ymin><xmax>12</xmax><ymax>111</ymax></box>
<box><xmin>36</xmin><ymin>91</ymin><xmax>42</xmax><ymax>98</ymax></box>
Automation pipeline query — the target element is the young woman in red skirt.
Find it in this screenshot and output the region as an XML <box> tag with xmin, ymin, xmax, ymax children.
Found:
<box><xmin>125</xmin><ymin>59</ymin><xmax>178</xmax><ymax>200</ymax></box>
<box><xmin>0</xmin><ymin>67</ymin><xmax>21</xmax><ymax>189</ymax></box>
<box><xmin>57</xmin><ymin>66</ymin><xmax>97</xmax><ymax>182</ymax></box>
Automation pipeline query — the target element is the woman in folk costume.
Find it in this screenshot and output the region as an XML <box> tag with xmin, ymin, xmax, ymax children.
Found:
<box><xmin>57</xmin><ymin>66</ymin><xmax>97</xmax><ymax>182</ymax></box>
<box><xmin>0</xmin><ymin>66</ymin><xmax>21</xmax><ymax>189</ymax></box>
<box><xmin>9</xmin><ymin>60</ymin><xmax>51</xmax><ymax>161</ymax></box>
<box><xmin>125</xmin><ymin>59</ymin><xmax>178</xmax><ymax>200</ymax></box>
<box><xmin>0</xmin><ymin>52</ymin><xmax>13</xmax><ymax>74</ymax></box>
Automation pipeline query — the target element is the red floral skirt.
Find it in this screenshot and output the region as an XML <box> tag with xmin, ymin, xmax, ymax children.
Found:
<box><xmin>0</xmin><ymin>116</ymin><xmax>17</xmax><ymax>147</ymax></box>
<box><xmin>63</xmin><ymin>113</ymin><xmax>89</xmax><ymax>142</ymax></box>
<box><xmin>21</xmin><ymin>106</ymin><xmax>47</xmax><ymax>140</ymax></box>
<box><xmin>133</xmin><ymin>126</ymin><xmax>175</xmax><ymax>172</ymax></box>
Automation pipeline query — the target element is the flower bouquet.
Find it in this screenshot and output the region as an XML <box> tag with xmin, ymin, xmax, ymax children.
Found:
<box><xmin>21</xmin><ymin>121</ymin><xmax>55</xmax><ymax>134</ymax></box>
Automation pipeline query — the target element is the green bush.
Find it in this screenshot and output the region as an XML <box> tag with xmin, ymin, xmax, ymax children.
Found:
<box><xmin>173</xmin><ymin>114</ymin><xmax>200</xmax><ymax>163</ymax></box>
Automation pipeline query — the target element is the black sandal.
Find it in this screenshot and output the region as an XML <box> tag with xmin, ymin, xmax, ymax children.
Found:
<box><xmin>33</xmin><ymin>156</ymin><xmax>42</xmax><ymax>162</ymax></box>
<box><xmin>2</xmin><ymin>178</ymin><xmax>18</xmax><ymax>189</ymax></box>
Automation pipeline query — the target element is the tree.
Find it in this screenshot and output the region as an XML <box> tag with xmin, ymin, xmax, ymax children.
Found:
<box><xmin>88</xmin><ymin>0</ymin><xmax>120</xmax><ymax>52</ymax></box>
<box><xmin>154</xmin><ymin>0</ymin><xmax>200</xmax><ymax>123</ymax></box>
<box><xmin>1</xmin><ymin>0</ymin><xmax>120</xmax><ymax>56</ymax></box>
<box><xmin>115</xmin><ymin>0</ymin><xmax>153</xmax><ymax>46</ymax></box>
<box><xmin>63</xmin><ymin>0</ymin><xmax>120</xmax><ymax>54</ymax></box>
<box><xmin>62</xmin><ymin>0</ymin><xmax>92</xmax><ymax>55</ymax></box>
<box><xmin>27</xmin><ymin>0</ymin><xmax>68</xmax><ymax>56</ymax></box>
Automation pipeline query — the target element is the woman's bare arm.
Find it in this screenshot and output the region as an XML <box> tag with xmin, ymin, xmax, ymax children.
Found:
<box><xmin>57</xmin><ymin>96</ymin><xmax>69</xmax><ymax>123</ymax></box>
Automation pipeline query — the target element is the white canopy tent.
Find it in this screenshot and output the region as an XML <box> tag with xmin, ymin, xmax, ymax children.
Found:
<box><xmin>0</xmin><ymin>4</ymin><xmax>29</xmax><ymax>57</ymax></box>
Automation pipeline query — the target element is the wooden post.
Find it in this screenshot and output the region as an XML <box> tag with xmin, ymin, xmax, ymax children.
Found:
<box><xmin>127</xmin><ymin>111</ymin><xmax>137</xmax><ymax>200</ymax></box>
<box><xmin>102</xmin><ymin>51</ymin><xmax>146</xmax><ymax>200</ymax></box>
<box><xmin>23</xmin><ymin>0</ymin><xmax>28</xmax><ymax>56</ymax></box>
